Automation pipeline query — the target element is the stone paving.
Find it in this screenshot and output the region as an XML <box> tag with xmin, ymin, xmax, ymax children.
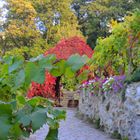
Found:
<box><xmin>29</xmin><ymin>109</ymin><xmax>115</xmax><ymax>140</ymax></box>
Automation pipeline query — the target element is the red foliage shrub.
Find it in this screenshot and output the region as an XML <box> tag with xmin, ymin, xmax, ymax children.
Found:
<box><xmin>44</xmin><ymin>36</ymin><xmax>93</xmax><ymax>59</ymax></box>
<box><xmin>27</xmin><ymin>36</ymin><xmax>94</xmax><ymax>99</ymax></box>
<box><xmin>27</xmin><ymin>71</ymin><xmax>56</xmax><ymax>99</ymax></box>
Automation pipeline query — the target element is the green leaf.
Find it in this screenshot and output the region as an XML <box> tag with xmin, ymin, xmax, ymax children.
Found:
<box><xmin>10</xmin><ymin>122</ymin><xmax>22</xmax><ymax>138</ymax></box>
<box><xmin>15</xmin><ymin>109</ymin><xmax>26</xmax><ymax>121</ymax></box>
<box><xmin>25</xmin><ymin>62</ymin><xmax>37</xmax><ymax>85</ymax></box>
<box><xmin>64</xmin><ymin>67</ymin><xmax>75</xmax><ymax>78</ymax></box>
<box><xmin>0</xmin><ymin>104</ymin><xmax>12</xmax><ymax>139</ymax></box>
<box><xmin>38</xmin><ymin>54</ymin><xmax>56</xmax><ymax>71</ymax></box>
<box><xmin>27</xmin><ymin>97</ymin><xmax>41</xmax><ymax>107</ymax></box>
<box><xmin>9</xmin><ymin>100</ymin><xmax>17</xmax><ymax>110</ymax></box>
<box><xmin>45</xmin><ymin>128</ymin><xmax>58</xmax><ymax>140</ymax></box>
<box><xmin>9</xmin><ymin>60</ymin><xmax>23</xmax><ymax>73</ymax></box>
<box><xmin>66</xmin><ymin>54</ymin><xmax>89</xmax><ymax>72</ymax></box>
<box><xmin>46</xmin><ymin>109</ymin><xmax>65</xmax><ymax>128</ymax></box>
<box><xmin>51</xmin><ymin>109</ymin><xmax>66</xmax><ymax>120</ymax></box>
<box><xmin>45</xmin><ymin>54</ymin><xmax>56</xmax><ymax>63</ymax></box>
<box><xmin>32</xmin><ymin>67</ymin><xmax>45</xmax><ymax>84</ymax></box>
<box><xmin>27</xmin><ymin>97</ymin><xmax>53</xmax><ymax>108</ymax></box>
<box><xmin>30</xmin><ymin>54</ymin><xmax>44</xmax><ymax>62</ymax></box>
<box><xmin>25</xmin><ymin>62</ymin><xmax>45</xmax><ymax>84</ymax></box>
<box><xmin>16</xmin><ymin>95</ymin><xmax>26</xmax><ymax>106</ymax></box>
<box><xmin>30</xmin><ymin>110</ymin><xmax>47</xmax><ymax>131</ymax></box>
<box><xmin>15</xmin><ymin>69</ymin><xmax>25</xmax><ymax>88</ymax></box>
<box><xmin>19</xmin><ymin>115</ymin><xmax>31</xmax><ymax>126</ymax></box>
<box><xmin>39</xmin><ymin>61</ymin><xmax>53</xmax><ymax>71</ymax></box>
<box><xmin>0</xmin><ymin>117</ymin><xmax>12</xmax><ymax>140</ymax></box>
<box><xmin>0</xmin><ymin>64</ymin><xmax>9</xmax><ymax>76</ymax></box>
<box><xmin>0</xmin><ymin>104</ymin><xmax>12</xmax><ymax>116</ymax></box>
<box><xmin>46</xmin><ymin>117</ymin><xmax>58</xmax><ymax>129</ymax></box>
<box><xmin>50</xmin><ymin>60</ymin><xmax>66</xmax><ymax>77</ymax></box>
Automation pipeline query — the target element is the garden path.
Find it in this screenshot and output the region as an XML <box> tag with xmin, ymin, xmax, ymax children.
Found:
<box><xmin>29</xmin><ymin>109</ymin><xmax>115</xmax><ymax>140</ymax></box>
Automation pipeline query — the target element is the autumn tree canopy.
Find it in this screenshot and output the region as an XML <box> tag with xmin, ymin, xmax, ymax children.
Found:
<box><xmin>27</xmin><ymin>36</ymin><xmax>94</xmax><ymax>99</ymax></box>
<box><xmin>45</xmin><ymin>36</ymin><xmax>93</xmax><ymax>59</ymax></box>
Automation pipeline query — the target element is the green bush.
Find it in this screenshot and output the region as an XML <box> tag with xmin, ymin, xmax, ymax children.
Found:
<box><xmin>61</xmin><ymin>76</ymin><xmax>77</xmax><ymax>91</ymax></box>
<box><xmin>130</xmin><ymin>68</ymin><xmax>140</xmax><ymax>82</ymax></box>
<box><xmin>126</xmin><ymin>68</ymin><xmax>140</xmax><ymax>84</ymax></box>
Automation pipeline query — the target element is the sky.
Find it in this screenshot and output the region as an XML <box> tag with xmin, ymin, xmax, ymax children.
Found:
<box><xmin>0</xmin><ymin>0</ymin><xmax>7</xmax><ymax>22</ymax></box>
<box><xmin>0</xmin><ymin>0</ymin><xmax>4</xmax><ymax>8</ymax></box>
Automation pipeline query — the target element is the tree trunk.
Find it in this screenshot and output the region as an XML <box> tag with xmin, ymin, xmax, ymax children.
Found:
<box><xmin>55</xmin><ymin>76</ymin><xmax>61</xmax><ymax>104</ymax></box>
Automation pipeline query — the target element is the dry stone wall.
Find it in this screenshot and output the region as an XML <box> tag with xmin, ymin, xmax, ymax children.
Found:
<box><xmin>78</xmin><ymin>82</ymin><xmax>140</xmax><ymax>140</ymax></box>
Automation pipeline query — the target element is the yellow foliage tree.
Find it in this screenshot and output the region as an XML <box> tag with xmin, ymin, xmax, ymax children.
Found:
<box><xmin>31</xmin><ymin>0</ymin><xmax>83</xmax><ymax>44</ymax></box>
<box><xmin>0</xmin><ymin>0</ymin><xmax>83</xmax><ymax>58</ymax></box>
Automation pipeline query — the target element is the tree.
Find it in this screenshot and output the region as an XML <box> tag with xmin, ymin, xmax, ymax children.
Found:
<box><xmin>45</xmin><ymin>36</ymin><xmax>93</xmax><ymax>59</ymax></box>
<box><xmin>30</xmin><ymin>0</ymin><xmax>82</xmax><ymax>45</ymax></box>
<box><xmin>0</xmin><ymin>0</ymin><xmax>48</xmax><ymax>58</ymax></box>
<box><xmin>27</xmin><ymin>36</ymin><xmax>93</xmax><ymax>102</ymax></box>
<box><xmin>72</xmin><ymin>0</ymin><xmax>140</xmax><ymax>48</ymax></box>
<box><xmin>0</xmin><ymin>0</ymin><xmax>83</xmax><ymax>58</ymax></box>
<box><xmin>92</xmin><ymin>11</ymin><xmax>140</xmax><ymax>77</ymax></box>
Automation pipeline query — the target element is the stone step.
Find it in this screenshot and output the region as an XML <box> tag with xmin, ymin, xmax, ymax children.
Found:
<box><xmin>59</xmin><ymin>91</ymin><xmax>80</xmax><ymax>107</ymax></box>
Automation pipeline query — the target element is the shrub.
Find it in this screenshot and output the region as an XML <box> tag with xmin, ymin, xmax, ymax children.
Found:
<box><xmin>28</xmin><ymin>36</ymin><xmax>94</xmax><ymax>98</ymax></box>
<box><xmin>126</xmin><ymin>68</ymin><xmax>140</xmax><ymax>84</ymax></box>
<box><xmin>27</xmin><ymin>71</ymin><xmax>56</xmax><ymax>99</ymax></box>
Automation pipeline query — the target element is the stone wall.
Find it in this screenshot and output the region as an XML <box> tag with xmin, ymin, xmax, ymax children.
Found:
<box><xmin>78</xmin><ymin>82</ymin><xmax>140</xmax><ymax>140</ymax></box>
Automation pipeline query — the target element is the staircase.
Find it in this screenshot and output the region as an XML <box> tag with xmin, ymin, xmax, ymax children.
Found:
<box><xmin>60</xmin><ymin>90</ymin><xmax>80</xmax><ymax>107</ymax></box>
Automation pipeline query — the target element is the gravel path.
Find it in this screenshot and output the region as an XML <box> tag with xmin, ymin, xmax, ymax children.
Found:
<box><xmin>29</xmin><ymin>109</ymin><xmax>114</xmax><ymax>140</ymax></box>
